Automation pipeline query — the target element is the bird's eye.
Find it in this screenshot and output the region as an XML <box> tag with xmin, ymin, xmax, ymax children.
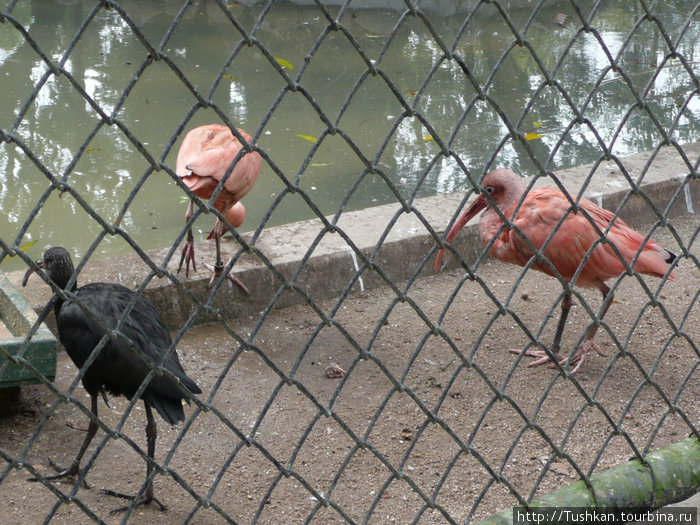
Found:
<box><xmin>485</xmin><ymin>186</ymin><xmax>494</xmax><ymax>194</ymax></box>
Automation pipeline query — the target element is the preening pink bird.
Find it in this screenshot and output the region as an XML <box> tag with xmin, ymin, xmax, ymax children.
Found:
<box><xmin>176</xmin><ymin>124</ymin><xmax>261</xmax><ymax>291</ymax></box>
<box><xmin>435</xmin><ymin>169</ymin><xmax>676</xmax><ymax>372</ymax></box>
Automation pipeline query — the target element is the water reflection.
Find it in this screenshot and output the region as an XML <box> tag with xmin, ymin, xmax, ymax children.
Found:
<box><xmin>0</xmin><ymin>0</ymin><xmax>698</xmax><ymax>270</ymax></box>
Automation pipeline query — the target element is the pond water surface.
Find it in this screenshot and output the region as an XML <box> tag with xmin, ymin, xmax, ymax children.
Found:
<box><xmin>0</xmin><ymin>0</ymin><xmax>698</xmax><ymax>270</ymax></box>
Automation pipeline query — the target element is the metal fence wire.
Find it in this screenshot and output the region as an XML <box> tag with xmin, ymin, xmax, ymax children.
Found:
<box><xmin>1</xmin><ymin>0</ymin><xmax>699</xmax><ymax>523</ymax></box>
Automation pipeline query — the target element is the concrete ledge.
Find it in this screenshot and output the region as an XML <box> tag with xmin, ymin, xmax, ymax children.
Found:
<box><xmin>10</xmin><ymin>143</ymin><xmax>699</xmax><ymax>331</ymax></box>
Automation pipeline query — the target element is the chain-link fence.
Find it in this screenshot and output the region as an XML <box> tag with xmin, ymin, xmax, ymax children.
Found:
<box><xmin>1</xmin><ymin>0</ymin><xmax>699</xmax><ymax>523</ymax></box>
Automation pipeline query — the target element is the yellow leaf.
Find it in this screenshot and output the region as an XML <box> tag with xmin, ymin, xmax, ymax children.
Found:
<box><xmin>296</xmin><ymin>134</ymin><xmax>317</xmax><ymax>143</ymax></box>
<box><xmin>8</xmin><ymin>241</ymin><xmax>37</xmax><ymax>257</ymax></box>
<box><xmin>86</xmin><ymin>147</ymin><xmax>101</xmax><ymax>153</ymax></box>
<box><xmin>524</xmin><ymin>132</ymin><xmax>544</xmax><ymax>141</ymax></box>
<box><xmin>310</xmin><ymin>162</ymin><xmax>333</xmax><ymax>167</ymax></box>
<box><xmin>533</xmin><ymin>121</ymin><xmax>543</xmax><ymax>128</ymax></box>
<box><xmin>222</xmin><ymin>74</ymin><xmax>237</xmax><ymax>80</ymax></box>
<box><xmin>405</xmin><ymin>89</ymin><xmax>417</xmax><ymax>97</ymax></box>
<box><xmin>424</xmin><ymin>135</ymin><xmax>434</xmax><ymax>142</ymax></box>
<box><xmin>275</xmin><ymin>57</ymin><xmax>294</xmax><ymax>70</ymax></box>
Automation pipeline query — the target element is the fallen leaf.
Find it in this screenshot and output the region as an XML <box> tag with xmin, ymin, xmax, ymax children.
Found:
<box><xmin>424</xmin><ymin>135</ymin><xmax>434</xmax><ymax>142</ymax></box>
<box><xmin>7</xmin><ymin>240</ymin><xmax>38</xmax><ymax>257</ymax></box>
<box><xmin>524</xmin><ymin>132</ymin><xmax>544</xmax><ymax>141</ymax></box>
<box><xmin>325</xmin><ymin>364</ymin><xmax>345</xmax><ymax>378</ymax></box>
<box><xmin>275</xmin><ymin>57</ymin><xmax>294</xmax><ymax>70</ymax></box>
<box><xmin>296</xmin><ymin>134</ymin><xmax>318</xmax><ymax>143</ymax></box>
<box><xmin>550</xmin><ymin>461</ymin><xmax>571</xmax><ymax>476</ymax></box>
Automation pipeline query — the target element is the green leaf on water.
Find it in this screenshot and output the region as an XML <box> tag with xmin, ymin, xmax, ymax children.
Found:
<box><xmin>7</xmin><ymin>240</ymin><xmax>37</xmax><ymax>257</ymax></box>
<box><xmin>275</xmin><ymin>57</ymin><xmax>294</xmax><ymax>70</ymax></box>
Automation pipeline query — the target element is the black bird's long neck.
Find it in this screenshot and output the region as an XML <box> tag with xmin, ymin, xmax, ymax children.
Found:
<box><xmin>52</xmin><ymin>280</ymin><xmax>77</xmax><ymax>318</ymax></box>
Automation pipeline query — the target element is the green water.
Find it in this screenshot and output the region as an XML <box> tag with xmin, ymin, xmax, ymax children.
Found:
<box><xmin>0</xmin><ymin>0</ymin><xmax>698</xmax><ymax>270</ymax></box>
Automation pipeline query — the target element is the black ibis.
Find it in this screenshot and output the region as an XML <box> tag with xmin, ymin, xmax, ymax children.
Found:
<box><xmin>23</xmin><ymin>246</ymin><xmax>201</xmax><ymax>511</ymax></box>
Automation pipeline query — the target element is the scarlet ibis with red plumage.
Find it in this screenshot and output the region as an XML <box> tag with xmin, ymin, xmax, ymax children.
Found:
<box><xmin>435</xmin><ymin>169</ymin><xmax>676</xmax><ymax>372</ymax></box>
<box><xmin>176</xmin><ymin>124</ymin><xmax>261</xmax><ymax>291</ymax></box>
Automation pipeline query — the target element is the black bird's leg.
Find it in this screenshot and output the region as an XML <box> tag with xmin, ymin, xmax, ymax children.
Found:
<box><xmin>28</xmin><ymin>395</ymin><xmax>99</xmax><ymax>488</ymax></box>
<box><xmin>66</xmin><ymin>391</ymin><xmax>109</xmax><ymax>432</ymax></box>
<box><xmin>102</xmin><ymin>402</ymin><xmax>167</xmax><ymax>513</ymax></box>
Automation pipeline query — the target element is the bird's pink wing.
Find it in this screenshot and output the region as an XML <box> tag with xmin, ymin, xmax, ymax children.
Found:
<box><xmin>181</xmin><ymin>126</ymin><xmax>242</xmax><ymax>177</ymax></box>
<box><xmin>177</xmin><ymin>126</ymin><xmax>260</xmax><ymax>202</ymax></box>
<box><xmin>507</xmin><ymin>191</ymin><xmax>608</xmax><ymax>282</ymax></box>
<box><xmin>220</xmin><ymin>146</ymin><xmax>261</xmax><ymax>201</ymax></box>
<box><xmin>509</xmin><ymin>192</ymin><xmax>673</xmax><ymax>284</ymax></box>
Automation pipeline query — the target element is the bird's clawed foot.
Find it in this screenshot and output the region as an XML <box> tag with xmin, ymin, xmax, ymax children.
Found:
<box><xmin>567</xmin><ymin>340</ymin><xmax>607</xmax><ymax>373</ymax></box>
<box><xmin>510</xmin><ymin>348</ymin><xmax>568</xmax><ymax>369</ymax></box>
<box><xmin>27</xmin><ymin>458</ymin><xmax>90</xmax><ymax>489</ymax></box>
<box><xmin>511</xmin><ymin>340</ymin><xmax>606</xmax><ymax>373</ymax></box>
<box><xmin>177</xmin><ymin>236</ymin><xmax>197</xmax><ymax>278</ymax></box>
<box><xmin>203</xmin><ymin>263</ymin><xmax>249</xmax><ymax>294</ymax></box>
<box><xmin>101</xmin><ymin>488</ymin><xmax>167</xmax><ymax>514</ymax></box>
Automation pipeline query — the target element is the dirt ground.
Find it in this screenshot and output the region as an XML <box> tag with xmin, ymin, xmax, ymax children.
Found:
<box><xmin>0</xmin><ymin>216</ymin><xmax>698</xmax><ymax>524</ymax></box>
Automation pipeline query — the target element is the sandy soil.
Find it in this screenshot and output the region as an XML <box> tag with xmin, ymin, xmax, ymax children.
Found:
<box><xmin>0</xmin><ymin>216</ymin><xmax>698</xmax><ymax>524</ymax></box>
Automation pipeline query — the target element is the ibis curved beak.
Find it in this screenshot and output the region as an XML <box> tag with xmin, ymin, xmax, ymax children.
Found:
<box><xmin>434</xmin><ymin>194</ymin><xmax>488</xmax><ymax>272</ymax></box>
<box><xmin>22</xmin><ymin>258</ymin><xmax>45</xmax><ymax>288</ymax></box>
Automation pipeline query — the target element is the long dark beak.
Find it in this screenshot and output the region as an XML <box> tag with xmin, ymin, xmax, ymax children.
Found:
<box><xmin>22</xmin><ymin>258</ymin><xmax>45</xmax><ymax>288</ymax></box>
<box><xmin>434</xmin><ymin>194</ymin><xmax>488</xmax><ymax>272</ymax></box>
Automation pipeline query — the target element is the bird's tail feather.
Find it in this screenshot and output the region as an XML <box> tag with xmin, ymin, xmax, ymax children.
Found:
<box><xmin>145</xmin><ymin>394</ymin><xmax>186</xmax><ymax>426</ymax></box>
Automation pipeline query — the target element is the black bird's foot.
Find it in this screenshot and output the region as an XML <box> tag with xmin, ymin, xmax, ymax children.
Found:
<box><xmin>27</xmin><ymin>458</ymin><xmax>90</xmax><ymax>489</ymax></box>
<box><xmin>101</xmin><ymin>489</ymin><xmax>167</xmax><ymax>514</ymax></box>
<box><xmin>203</xmin><ymin>262</ymin><xmax>249</xmax><ymax>294</ymax></box>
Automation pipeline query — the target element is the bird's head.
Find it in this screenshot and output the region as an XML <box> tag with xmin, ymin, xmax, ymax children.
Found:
<box><xmin>434</xmin><ymin>169</ymin><xmax>525</xmax><ymax>271</ymax></box>
<box><xmin>22</xmin><ymin>246</ymin><xmax>75</xmax><ymax>290</ymax></box>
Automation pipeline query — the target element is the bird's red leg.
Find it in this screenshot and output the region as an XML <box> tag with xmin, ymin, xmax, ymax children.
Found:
<box><xmin>203</xmin><ymin>219</ymin><xmax>249</xmax><ymax>294</ymax></box>
<box><xmin>177</xmin><ymin>199</ymin><xmax>197</xmax><ymax>277</ymax></box>
<box><xmin>28</xmin><ymin>395</ymin><xmax>98</xmax><ymax>489</ymax></box>
<box><xmin>103</xmin><ymin>402</ymin><xmax>167</xmax><ymax>513</ymax></box>
<box><xmin>511</xmin><ymin>282</ymin><xmax>610</xmax><ymax>372</ymax></box>
<box><xmin>511</xmin><ymin>292</ymin><xmax>572</xmax><ymax>367</ymax></box>
<box><xmin>567</xmin><ymin>279</ymin><xmax>610</xmax><ymax>373</ymax></box>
